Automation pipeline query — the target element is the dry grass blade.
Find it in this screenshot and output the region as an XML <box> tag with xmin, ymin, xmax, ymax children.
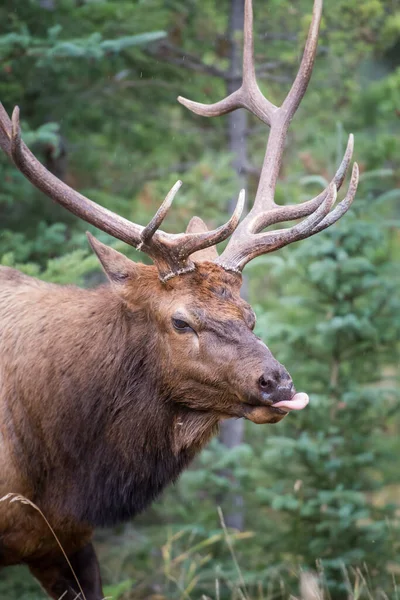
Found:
<box><xmin>217</xmin><ymin>506</ymin><xmax>249</xmax><ymax>600</ymax></box>
<box><xmin>300</xmin><ymin>572</ymin><xmax>323</xmax><ymax>600</ymax></box>
<box><xmin>0</xmin><ymin>493</ymin><xmax>87</xmax><ymax>600</ymax></box>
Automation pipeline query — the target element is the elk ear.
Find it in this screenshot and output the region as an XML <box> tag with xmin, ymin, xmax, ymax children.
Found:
<box><xmin>186</xmin><ymin>217</ymin><xmax>219</xmax><ymax>262</ymax></box>
<box><xmin>87</xmin><ymin>232</ymin><xmax>138</xmax><ymax>284</ymax></box>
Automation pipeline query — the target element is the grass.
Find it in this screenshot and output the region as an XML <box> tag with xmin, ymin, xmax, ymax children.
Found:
<box><xmin>0</xmin><ymin>497</ymin><xmax>399</xmax><ymax>600</ymax></box>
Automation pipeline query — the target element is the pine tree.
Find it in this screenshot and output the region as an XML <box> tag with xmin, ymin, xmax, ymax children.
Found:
<box><xmin>249</xmin><ymin>168</ymin><xmax>400</xmax><ymax>596</ymax></box>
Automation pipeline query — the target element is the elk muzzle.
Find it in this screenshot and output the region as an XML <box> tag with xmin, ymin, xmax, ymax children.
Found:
<box><xmin>236</xmin><ymin>347</ymin><xmax>309</xmax><ymax>424</ymax></box>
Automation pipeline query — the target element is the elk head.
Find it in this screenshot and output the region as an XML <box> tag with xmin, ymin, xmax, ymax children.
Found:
<box><xmin>0</xmin><ymin>0</ymin><xmax>358</xmax><ymax>426</ymax></box>
<box><xmin>86</xmin><ymin>230</ymin><xmax>305</xmax><ymax>427</ymax></box>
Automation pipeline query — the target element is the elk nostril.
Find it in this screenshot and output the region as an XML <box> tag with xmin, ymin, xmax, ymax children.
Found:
<box><xmin>258</xmin><ymin>375</ymin><xmax>274</xmax><ymax>393</ymax></box>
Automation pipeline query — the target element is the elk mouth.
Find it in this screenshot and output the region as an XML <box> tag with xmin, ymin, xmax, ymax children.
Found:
<box><xmin>271</xmin><ymin>392</ymin><xmax>310</xmax><ymax>412</ymax></box>
<box><xmin>240</xmin><ymin>392</ymin><xmax>309</xmax><ymax>424</ymax></box>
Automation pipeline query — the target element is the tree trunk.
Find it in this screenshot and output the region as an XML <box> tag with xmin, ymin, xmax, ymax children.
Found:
<box><xmin>219</xmin><ymin>0</ymin><xmax>248</xmax><ymax>531</ymax></box>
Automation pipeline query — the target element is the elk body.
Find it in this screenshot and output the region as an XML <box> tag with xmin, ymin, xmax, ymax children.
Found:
<box><xmin>0</xmin><ymin>1</ymin><xmax>358</xmax><ymax>598</ymax></box>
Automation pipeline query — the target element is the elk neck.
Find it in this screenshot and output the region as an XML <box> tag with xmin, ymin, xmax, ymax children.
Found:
<box><xmin>0</xmin><ymin>269</ymin><xmax>218</xmax><ymax>528</ymax></box>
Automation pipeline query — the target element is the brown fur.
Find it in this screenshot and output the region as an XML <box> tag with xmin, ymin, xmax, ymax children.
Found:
<box><xmin>0</xmin><ymin>243</ymin><xmax>292</xmax><ymax>598</ymax></box>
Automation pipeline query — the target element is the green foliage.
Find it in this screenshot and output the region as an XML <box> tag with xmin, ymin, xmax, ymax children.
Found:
<box><xmin>0</xmin><ymin>0</ymin><xmax>400</xmax><ymax>599</ymax></box>
<box><xmin>245</xmin><ymin>170</ymin><xmax>400</xmax><ymax>596</ymax></box>
<box><xmin>0</xmin><ymin>565</ymin><xmax>43</xmax><ymax>600</ymax></box>
<box><xmin>141</xmin><ymin>172</ymin><xmax>400</xmax><ymax>600</ymax></box>
<box><xmin>104</xmin><ymin>578</ymin><xmax>135</xmax><ymax>600</ymax></box>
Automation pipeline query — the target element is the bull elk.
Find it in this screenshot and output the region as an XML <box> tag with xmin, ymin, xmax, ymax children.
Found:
<box><xmin>0</xmin><ymin>0</ymin><xmax>358</xmax><ymax>598</ymax></box>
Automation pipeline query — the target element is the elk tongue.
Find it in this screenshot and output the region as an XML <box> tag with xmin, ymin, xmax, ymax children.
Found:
<box><xmin>273</xmin><ymin>392</ymin><xmax>309</xmax><ymax>411</ymax></box>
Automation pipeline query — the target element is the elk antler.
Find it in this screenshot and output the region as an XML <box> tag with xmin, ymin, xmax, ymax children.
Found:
<box><xmin>0</xmin><ymin>105</ymin><xmax>244</xmax><ymax>282</ymax></box>
<box><xmin>179</xmin><ymin>0</ymin><xmax>359</xmax><ymax>273</ymax></box>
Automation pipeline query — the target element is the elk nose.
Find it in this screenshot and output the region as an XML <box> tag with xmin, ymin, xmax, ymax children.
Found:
<box><xmin>258</xmin><ymin>367</ymin><xmax>294</xmax><ymax>402</ymax></box>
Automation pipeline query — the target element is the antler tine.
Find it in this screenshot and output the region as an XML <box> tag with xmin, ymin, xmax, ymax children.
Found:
<box><xmin>159</xmin><ymin>189</ymin><xmax>245</xmax><ymax>258</ymax></box>
<box><xmin>248</xmin><ymin>133</ymin><xmax>354</xmax><ymax>232</ymax></box>
<box><xmin>333</xmin><ymin>133</ymin><xmax>354</xmax><ymax>191</ymax></box>
<box><xmin>178</xmin><ymin>89</ymin><xmax>244</xmax><ymax>120</ymax></box>
<box><xmin>254</xmin><ymin>164</ymin><xmax>358</xmax><ymax>258</ymax></box>
<box><xmin>140</xmin><ymin>180</ymin><xmax>183</xmax><ymax>246</ymax></box>
<box><xmin>280</xmin><ymin>0</ymin><xmax>323</xmax><ymax>123</ymax></box>
<box><xmin>252</xmin><ymin>0</ymin><xmax>323</xmax><ymax>211</ymax></box>
<box><xmin>181</xmin><ymin>188</ymin><xmax>245</xmax><ymax>253</ymax></box>
<box><xmin>217</xmin><ymin>182</ymin><xmax>337</xmax><ymax>272</ymax></box>
<box><xmin>268</xmin><ymin>182</ymin><xmax>337</xmax><ymax>247</ymax></box>
<box><xmin>217</xmin><ymin>162</ymin><xmax>359</xmax><ymax>273</ymax></box>
<box><xmin>309</xmin><ymin>162</ymin><xmax>359</xmax><ymax>236</ymax></box>
<box><xmin>270</xmin><ymin>183</ymin><xmax>337</xmax><ymax>246</ymax></box>
<box><xmin>178</xmin><ymin>0</ymin><xmax>277</xmax><ymax>125</ymax></box>
<box><xmin>217</xmin><ymin>158</ymin><xmax>359</xmax><ymax>272</ymax></box>
<box><xmin>154</xmin><ymin>189</ymin><xmax>245</xmax><ymax>282</ymax></box>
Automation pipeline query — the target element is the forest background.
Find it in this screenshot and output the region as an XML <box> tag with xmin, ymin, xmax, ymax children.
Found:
<box><xmin>0</xmin><ymin>0</ymin><xmax>400</xmax><ymax>598</ymax></box>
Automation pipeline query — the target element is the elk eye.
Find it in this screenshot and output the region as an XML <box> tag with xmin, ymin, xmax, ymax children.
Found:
<box><xmin>172</xmin><ymin>317</ymin><xmax>192</xmax><ymax>332</ymax></box>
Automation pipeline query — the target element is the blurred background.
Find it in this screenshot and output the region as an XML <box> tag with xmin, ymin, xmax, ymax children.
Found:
<box><xmin>1</xmin><ymin>0</ymin><xmax>400</xmax><ymax>598</ymax></box>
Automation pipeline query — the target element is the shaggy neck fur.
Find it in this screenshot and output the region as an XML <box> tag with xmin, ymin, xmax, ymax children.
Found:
<box><xmin>0</xmin><ymin>269</ymin><xmax>218</xmax><ymax>528</ymax></box>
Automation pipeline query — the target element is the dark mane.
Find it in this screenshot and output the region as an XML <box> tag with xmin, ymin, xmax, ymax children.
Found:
<box><xmin>0</xmin><ymin>278</ymin><xmax>197</xmax><ymax>527</ymax></box>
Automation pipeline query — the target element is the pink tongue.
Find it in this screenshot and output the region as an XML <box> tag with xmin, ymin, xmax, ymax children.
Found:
<box><xmin>273</xmin><ymin>392</ymin><xmax>309</xmax><ymax>411</ymax></box>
